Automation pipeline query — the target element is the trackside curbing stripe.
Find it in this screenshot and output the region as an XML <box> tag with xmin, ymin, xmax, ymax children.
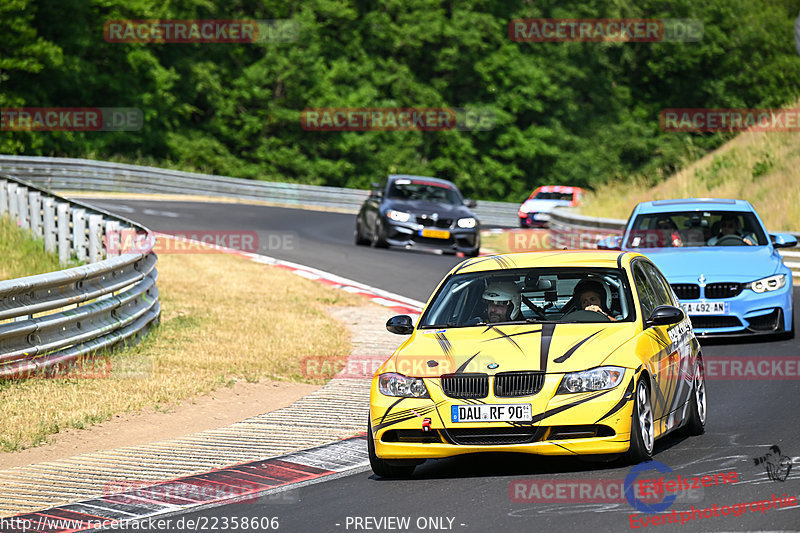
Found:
<box><xmin>8</xmin><ymin>437</ymin><xmax>369</xmax><ymax>533</ymax></box>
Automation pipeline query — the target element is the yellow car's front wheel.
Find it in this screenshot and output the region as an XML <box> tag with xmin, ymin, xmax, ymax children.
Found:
<box><xmin>624</xmin><ymin>378</ymin><xmax>654</xmax><ymax>464</ymax></box>
<box><xmin>368</xmin><ymin>419</ymin><xmax>418</xmax><ymax>478</ymax></box>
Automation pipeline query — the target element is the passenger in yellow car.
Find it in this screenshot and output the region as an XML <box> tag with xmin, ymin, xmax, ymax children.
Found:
<box><xmin>574</xmin><ymin>279</ymin><xmax>617</xmax><ymax>321</ymax></box>
<box><xmin>482</xmin><ymin>282</ymin><xmax>521</xmax><ymax>323</ymax></box>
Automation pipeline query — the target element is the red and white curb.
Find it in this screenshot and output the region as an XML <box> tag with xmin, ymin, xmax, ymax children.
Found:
<box><xmin>5</xmin><ymin>436</ymin><xmax>369</xmax><ymax>533</ymax></box>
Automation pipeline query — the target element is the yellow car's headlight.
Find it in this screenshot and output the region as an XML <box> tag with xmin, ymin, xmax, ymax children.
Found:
<box><xmin>557</xmin><ymin>366</ymin><xmax>625</xmax><ymax>394</ymax></box>
<box><xmin>378</xmin><ymin>372</ymin><xmax>429</xmax><ymax>398</ymax></box>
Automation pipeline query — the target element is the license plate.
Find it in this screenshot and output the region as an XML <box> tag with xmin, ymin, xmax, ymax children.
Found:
<box><xmin>451</xmin><ymin>404</ymin><xmax>532</xmax><ymax>423</ymax></box>
<box><xmin>420</xmin><ymin>228</ymin><xmax>450</xmax><ymax>239</ymax></box>
<box><xmin>682</xmin><ymin>301</ymin><xmax>729</xmax><ymax>315</ymax></box>
<box><xmin>533</xmin><ymin>213</ymin><xmax>550</xmax><ymax>221</ymax></box>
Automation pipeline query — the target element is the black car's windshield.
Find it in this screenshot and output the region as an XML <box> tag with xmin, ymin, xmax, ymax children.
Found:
<box><xmin>626</xmin><ymin>210</ymin><xmax>767</xmax><ymax>248</ymax></box>
<box><xmin>418</xmin><ymin>267</ymin><xmax>635</xmax><ymax>328</ymax></box>
<box><xmin>387</xmin><ymin>178</ymin><xmax>462</xmax><ymax>205</ymax></box>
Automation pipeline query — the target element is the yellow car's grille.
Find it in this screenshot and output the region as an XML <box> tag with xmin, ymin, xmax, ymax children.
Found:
<box><xmin>441</xmin><ymin>373</ymin><xmax>488</xmax><ymax>399</ymax></box>
<box><xmin>494</xmin><ymin>371</ymin><xmax>545</xmax><ymax>397</ymax></box>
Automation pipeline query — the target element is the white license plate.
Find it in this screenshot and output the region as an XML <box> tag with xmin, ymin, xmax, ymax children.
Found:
<box><xmin>451</xmin><ymin>404</ymin><xmax>532</xmax><ymax>423</ymax></box>
<box><xmin>682</xmin><ymin>301</ymin><xmax>729</xmax><ymax>315</ymax></box>
<box><xmin>533</xmin><ymin>213</ymin><xmax>550</xmax><ymax>221</ymax></box>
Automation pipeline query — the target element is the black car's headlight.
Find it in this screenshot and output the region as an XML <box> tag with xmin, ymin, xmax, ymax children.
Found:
<box><xmin>378</xmin><ymin>373</ymin><xmax>430</xmax><ymax>398</ymax></box>
<box><xmin>457</xmin><ymin>217</ymin><xmax>477</xmax><ymax>228</ymax></box>
<box><xmin>386</xmin><ymin>210</ymin><xmax>411</xmax><ymax>222</ymax></box>
<box><xmin>750</xmin><ymin>274</ymin><xmax>785</xmax><ymax>293</ymax></box>
<box><xmin>557</xmin><ymin>366</ymin><xmax>625</xmax><ymax>394</ymax></box>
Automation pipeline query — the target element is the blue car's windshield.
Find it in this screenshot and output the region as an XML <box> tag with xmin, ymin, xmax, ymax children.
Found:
<box><xmin>627</xmin><ymin>211</ymin><xmax>768</xmax><ymax>248</ymax></box>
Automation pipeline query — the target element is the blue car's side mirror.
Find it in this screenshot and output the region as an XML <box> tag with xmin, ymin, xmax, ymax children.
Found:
<box><xmin>771</xmin><ymin>233</ymin><xmax>798</xmax><ymax>249</ymax></box>
<box><xmin>597</xmin><ymin>235</ymin><xmax>622</xmax><ymax>250</ymax></box>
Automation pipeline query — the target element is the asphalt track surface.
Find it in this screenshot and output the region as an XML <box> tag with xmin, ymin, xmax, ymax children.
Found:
<box><xmin>90</xmin><ymin>200</ymin><xmax>800</xmax><ymax>533</ymax></box>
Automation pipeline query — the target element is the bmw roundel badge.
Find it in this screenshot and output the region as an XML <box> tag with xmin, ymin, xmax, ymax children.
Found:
<box><xmin>487</xmin><ymin>363</ymin><xmax>499</xmax><ymax>369</ymax></box>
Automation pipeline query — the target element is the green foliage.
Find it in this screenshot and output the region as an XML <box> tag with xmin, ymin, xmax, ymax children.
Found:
<box><xmin>752</xmin><ymin>153</ymin><xmax>774</xmax><ymax>179</ymax></box>
<box><xmin>0</xmin><ymin>215</ymin><xmax>77</xmax><ymax>279</ymax></box>
<box><xmin>2</xmin><ymin>0</ymin><xmax>800</xmax><ymax>201</ymax></box>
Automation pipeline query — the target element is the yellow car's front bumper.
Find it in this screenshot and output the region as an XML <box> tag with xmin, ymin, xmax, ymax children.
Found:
<box><xmin>370</xmin><ymin>370</ymin><xmax>636</xmax><ymax>460</ymax></box>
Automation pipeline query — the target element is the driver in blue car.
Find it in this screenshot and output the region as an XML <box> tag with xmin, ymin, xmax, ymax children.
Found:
<box><xmin>574</xmin><ymin>279</ymin><xmax>617</xmax><ymax>321</ymax></box>
<box><xmin>707</xmin><ymin>214</ymin><xmax>755</xmax><ymax>246</ymax></box>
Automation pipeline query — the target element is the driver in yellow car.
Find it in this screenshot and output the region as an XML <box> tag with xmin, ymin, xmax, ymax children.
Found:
<box><xmin>482</xmin><ymin>282</ymin><xmax>521</xmax><ymax>323</ymax></box>
<box><xmin>574</xmin><ymin>279</ymin><xmax>617</xmax><ymax>321</ymax></box>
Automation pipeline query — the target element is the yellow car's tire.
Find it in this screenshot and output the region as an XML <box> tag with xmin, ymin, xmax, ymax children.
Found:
<box><xmin>367</xmin><ymin>419</ymin><xmax>416</xmax><ymax>478</ymax></box>
<box><xmin>624</xmin><ymin>378</ymin><xmax>654</xmax><ymax>464</ymax></box>
<box><xmin>685</xmin><ymin>359</ymin><xmax>707</xmax><ymax>436</ymax></box>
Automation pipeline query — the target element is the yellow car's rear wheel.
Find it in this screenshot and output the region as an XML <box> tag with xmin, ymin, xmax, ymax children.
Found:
<box><xmin>685</xmin><ymin>358</ymin><xmax>707</xmax><ymax>435</ymax></box>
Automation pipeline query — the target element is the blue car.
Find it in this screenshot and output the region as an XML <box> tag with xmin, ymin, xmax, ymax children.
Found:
<box><xmin>598</xmin><ymin>198</ymin><xmax>796</xmax><ymax>338</ymax></box>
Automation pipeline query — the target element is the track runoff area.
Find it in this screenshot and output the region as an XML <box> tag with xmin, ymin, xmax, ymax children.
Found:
<box><xmin>16</xmin><ymin>198</ymin><xmax>799</xmax><ymax>533</ymax></box>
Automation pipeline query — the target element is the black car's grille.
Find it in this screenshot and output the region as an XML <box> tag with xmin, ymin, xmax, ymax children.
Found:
<box><xmin>494</xmin><ymin>372</ymin><xmax>545</xmax><ymax>397</ymax></box>
<box><xmin>691</xmin><ymin>316</ymin><xmax>742</xmax><ymax>329</ymax></box>
<box><xmin>704</xmin><ymin>283</ymin><xmax>744</xmax><ymax>299</ymax></box>
<box><xmin>441</xmin><ymin>374</ymin><xmax>489</xmax><ymax>399</ymax></box>
<box><xmin>444</xmin><ymin>427</ymin><xmax>544</xmax><ymax>446</ymax></box>
<box><xmin>671</xmin><ymin>283</ymin><xmax>700</xmax><ymax>300</ymax></box>
<box><xmin>747</xmin><ymin>309</ymin><xmax>781</xmax><ymax>331</ymax></box>
<box><xmin>416</xmin><ymin>215</ymin><xmax>452</xmax><ymax>228</ymax></box>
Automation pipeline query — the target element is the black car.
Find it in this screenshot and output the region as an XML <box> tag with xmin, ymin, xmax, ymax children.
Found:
<box><xmin>355</xmin><ymin>175</ymin><xmax>480</xmax><ymax>256</ymax></box>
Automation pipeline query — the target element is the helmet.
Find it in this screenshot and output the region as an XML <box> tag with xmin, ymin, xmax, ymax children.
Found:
<box><xmin>573</xmin><ymin>279</ymin><xmax>608</xmax><ymax>311</ymax></box>
<box><xmin>482</xmin><ymin>282</ymin><xmax>521</xmax><ymax>320</ymax></box>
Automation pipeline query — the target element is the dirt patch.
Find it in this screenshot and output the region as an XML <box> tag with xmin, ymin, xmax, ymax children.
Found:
<box><xmin>1</xmin><ymin>379</ymin><xmax>319</xmax><ymax>470</ymax></box>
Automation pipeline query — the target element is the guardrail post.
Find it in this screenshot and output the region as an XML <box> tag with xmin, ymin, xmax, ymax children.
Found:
<box><xmin>88</xmin><ymin>214</ymin><xmax>104</xmax><ymax>263</ymax></box>
<box><xmin>17</xmin><ymin>187</ymin><xmax>30</xmax><ymax>229</ymax></box>
<box><xmin>73</xmin><ymin>208</ymin><xmax>87</xmax><ymax>262</ymax></box>
<box><xmin>0</xmin><ymin>179</ymin><xmax>7</xmax><ymax>215</ymax></box>
<box><xmin>8</xmin><ymin>183</ymin><xmax>18</xmax><ymax>221</ymax></box>
<box><xmin>56</xmin><ymin>202</ymin><xmax>71</xmax><ymax>265</ymax></box>
<box><xmin>105</xmin><ymin>220</ymin><xmax>120</xmax><ymax>257</ymax></box>
<box><xmin>29</xmin><ymin>191</ymin><xmax>42</xmax><ymax>237</ymax></box>
<box><xmin>43</xmin><ymin>197</ymin><xmax>56</xmax><ymax>253</ymax></box>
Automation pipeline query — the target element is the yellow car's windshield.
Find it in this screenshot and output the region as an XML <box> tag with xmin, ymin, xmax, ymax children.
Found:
<box><xmin>419</xmin><ymin>267</ymin><xmax>636</xmax><ymax>328</ymax></box>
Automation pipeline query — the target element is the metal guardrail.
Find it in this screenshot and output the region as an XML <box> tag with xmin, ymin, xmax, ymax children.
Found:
<box><xmin>548</xmin><ymin>207</ymin><xmax>800</xmax><ymax>274</ymax></box>
<box><xmin>0</xmin><ymin>155</ymin><xmax>522</xmax><ymax>227</ymax></box>
<box><xmin>0</xmin><ymin>174</ymin><xmax>160</xmax><ymax>379</ymax></box>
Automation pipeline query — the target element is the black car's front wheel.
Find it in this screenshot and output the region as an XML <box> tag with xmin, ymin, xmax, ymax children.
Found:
<box><xmin>624</xmin><ymin>377</ymin><xmax>654</xmax><ymax>464</ymax></box>
<box><xmin>354</xmin><ymin>220</ymin><xmax>370</xmax><ymax>246</ymax></box>
<box><xmin>368</xmin><ymin>419</ymin><xmax>416</xmax><ymax>478</ymax></box>
<box><xmin>371</xmin><ymin>219</ymin><xmax>389</xmax><ymax>248</ymax></box>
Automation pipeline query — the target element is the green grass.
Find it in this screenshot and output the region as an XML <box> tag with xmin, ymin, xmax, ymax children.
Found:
<box><xmin>0</xmin><ymin>216</ymin><xmax>80</xmax><ymax>280</ymax></box>
<box><xmin>581</xmin><ymin>131</ymin><xmax>800</xmax><ymax>232</ymax></box>
<box><xmin>0</xmin><ymin>250</ymin><xmax>361</xmax><ymax>452</ymax></box>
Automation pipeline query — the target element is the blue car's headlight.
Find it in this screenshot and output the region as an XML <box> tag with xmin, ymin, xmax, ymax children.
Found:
<box><xmin>378</xmin><ymin>373</ymin><xmax>429</xmax><ymax>398</ymax></box>
<box><xmin>750</xmin><ymin>274</ymin><xmax>786</xmax><ymax>293</ymax></box>
<box><xmin>557</xmin><ymin>366</ymin><xmax>625</xmax><ymax>394</ymax></box>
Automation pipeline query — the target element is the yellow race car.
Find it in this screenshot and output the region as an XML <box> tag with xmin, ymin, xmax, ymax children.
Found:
<box><xmin>369</xmin><ymin>250</ymin><xmax>706</xmax><ymax>477</ymax></box>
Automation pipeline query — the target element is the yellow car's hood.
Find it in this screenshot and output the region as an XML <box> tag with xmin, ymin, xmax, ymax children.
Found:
<box><xmin>385</xmin><ymin>322</ymin><xmax>639</xmax><ymax>376</ymax></box>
